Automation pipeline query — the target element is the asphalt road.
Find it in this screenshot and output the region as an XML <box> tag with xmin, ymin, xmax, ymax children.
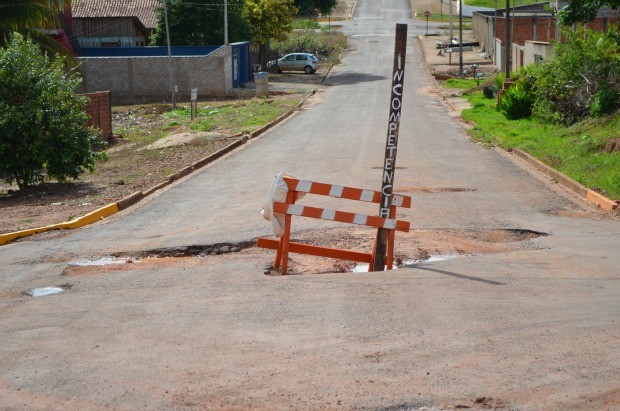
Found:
<box><xmin>1</xmin><ymin>0</ymin><xmax>619</xmax><ymax>410</ymax></box>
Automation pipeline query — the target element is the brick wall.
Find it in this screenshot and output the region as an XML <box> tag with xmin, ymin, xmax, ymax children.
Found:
<box><xmin>494</xmin><ymin>16</ymin><xmax>557</xmax><ymax>46</ymax></box>
<box><xmin>79</xmin><ymin>91</ymin><xmax>112</xmax><ymax>141</ymax></box>
<box><xmin>77</xmin><ymin>45</ymin><xmax>232</xmax><ymax>104</ymax></box>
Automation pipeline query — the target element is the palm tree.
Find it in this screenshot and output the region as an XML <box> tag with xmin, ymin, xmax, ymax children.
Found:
<box><xmin>0</xmin><ymin>0</ymin><xmax>72</xmax><ymax>57</ymax></box>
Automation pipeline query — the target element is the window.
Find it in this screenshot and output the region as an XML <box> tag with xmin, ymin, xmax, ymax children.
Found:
<box><xmin>296</xmin><ymin>55</ymin><xmax>307</xmax><ymax>61</ymax></box>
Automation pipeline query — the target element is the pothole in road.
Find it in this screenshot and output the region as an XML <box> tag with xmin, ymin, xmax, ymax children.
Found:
<box><xmin>264</xmin><ymin>228</ymin><xmax>548</xmax><ymax>275</ymax></box>
<box><xmin>63</xmin><ymin>241</ymin><xmax>257</xmax><ymax>276</ymax></box>
<box><xmin>61</xmin><ymin>229</ymin><xmax>547</xmax><ymax>276</ymax></box>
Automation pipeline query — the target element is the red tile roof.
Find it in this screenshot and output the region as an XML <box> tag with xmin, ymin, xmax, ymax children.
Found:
<box><xmin>72</xmin><ymin>0</ymin><xmax>159</xmax><ymax>29</ymax></box>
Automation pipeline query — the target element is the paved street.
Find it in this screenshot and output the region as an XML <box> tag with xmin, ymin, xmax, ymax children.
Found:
<box><xmin>1</xmin><ymin>0</ymin><xmax>618</xmax><ymax>409</ymax></box>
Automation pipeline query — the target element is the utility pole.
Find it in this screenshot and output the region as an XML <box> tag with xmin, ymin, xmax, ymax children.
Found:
<box><xmin>459</xmin><ymin>0</ymin><xmax>463</xmax><ymax>76</ymax></box>
<box><xmin>224</xmin><ymin>0</ymin><xmax>228</xmax><ymax>44</ymax></box>
<box><xmin>504</xmin><ymin>0</ymin><xmax>511</xmax><ymax>78</ymax></box>
<box><xmin>449</xmin><ymin>0</ymin><xmax>454</xmax><ymax>41</ymax></box>
<box><xmin>163</xmin><ymin>0</ymin><xmax>176</xmax><ymax>109</ymax></box>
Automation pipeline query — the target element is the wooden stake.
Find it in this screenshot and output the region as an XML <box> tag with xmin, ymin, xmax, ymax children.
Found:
<box><xmin>373</xmin><ymin>23</ymin><xmax>408</xmax><ymax>272</ymax></box>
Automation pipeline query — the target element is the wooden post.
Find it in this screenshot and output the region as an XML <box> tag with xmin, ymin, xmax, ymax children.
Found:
<box><xmin>372</xmin><ymin>23</ymin><xmax>408</xmax><ymax>272</ymax></box>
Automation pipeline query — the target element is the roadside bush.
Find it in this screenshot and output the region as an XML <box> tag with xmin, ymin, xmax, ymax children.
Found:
<box><xmin>530</xmin><ymin>25</ymin><xmax>620</xmax><ymax>124</ymax></box>
<box><xmin>497</xmin><ymin>83</ymin><xmax>535</xmax><ymax>120</ymax></box>
<box><xmin>590</xmin><ymin>86</ymin><xmax>619</xmax><ymax>117</ymax></box>
<box><xmin>0</xmin><ymin>34</ymin><xmax>105</xmax><ymax>189</ymax></box>
<box><xmin>482</xmin><ymin>84</ymin><xmax>497</xmax><ymax>98</ymax></box>
<box><xmin>271</xmin><ymin>29</ymin><xmax>347</xmax><ymax>63</ymax></box>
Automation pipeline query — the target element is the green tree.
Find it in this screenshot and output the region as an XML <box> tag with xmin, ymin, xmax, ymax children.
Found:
<box><xmin>529</xmin><ymin>26</ymin><xmax>619</xmax><ymax>124</ymax></box>
<box><xmin>294</xmin><ymin>0</ymin><xmax>316</xmax><ymax>15</ymax></box>
<box><xmin>0</xmin><ymin>0</ymin><xmax>72</xmax><ymax>57</ymax></box>
<box><xmin>0</xmin><ymin>34</ymin><xmax>105</xmax><ymax>189</ymax></box>
<box><xmin>557</xmin><ymin>0</ymin><xmax>620</xmax><ymax>25</ymax></box>
<box><xmin>151</xmin><ymin>0</ymin><xmax>250</xmax><ymax>46</ymax></box>
<box><xmin>244</xmin><ymin>0</ymin><xmax>298</xmax><ymax>68</ymax></box>
<box><xmin>314</xmin><ymin>0</ymin><xmax>338</xmax><ymax>17</ymax></box>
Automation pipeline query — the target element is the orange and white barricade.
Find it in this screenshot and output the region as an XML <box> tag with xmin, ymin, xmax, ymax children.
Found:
<box><xmin>258</xmin><ymin>175</ymin><xmax>411</xmax><ymax>274</ymax></box>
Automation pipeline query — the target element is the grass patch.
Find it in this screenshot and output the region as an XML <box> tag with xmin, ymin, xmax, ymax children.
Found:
<box><xmin>294</xmin><ymin>18</ymin><xmax>320</xmax><ymax>29</ymax></box>
<box><xmin>163</xmin><ymin>98</ymin><xmax>300</xmax><ymax>135</ymax></box>
<box><xmin>465</xmin><ymin>0</ymin><xmax>544</xmax><ymax>7</ymax></box>
<box><xmin>445</xmin><ymin>78</ymin><xmax>479</xmax><ymax>89</ymax></box>
<box><xmin>462</xmin><ymin>92</ymin><xmax>620</xmax><ymax>199</ymax></box>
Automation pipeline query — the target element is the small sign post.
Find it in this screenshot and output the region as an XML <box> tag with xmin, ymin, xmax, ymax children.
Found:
<box><xmin>190</xmin><ymin>88</ymin><xmax>198</xmax><ymax>120</ymax></box>
<box><xmin>372</xmin><ymin>23</ymin><xmax>408</xmax><ymax>272</ymax></box>
<box><xmin>424</xmin><ymin>11</ymin><xmax>430</xmax><ymax>36</ymax></box>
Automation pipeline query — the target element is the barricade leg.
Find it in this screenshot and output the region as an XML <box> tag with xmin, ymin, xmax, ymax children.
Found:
<box><xmin>280</xmin><ymin>213</ymin><xmax>292</xmax><ymax>274</ymax></box>
<box><xmin>276</xmin><ymin>190</ymin><xmax>296</xmax><ymax>274</ymax></box>
<box><xmin>387</xmin><ymin>205</ymin><xmax>397</xmax><ymax>270</ymax></box>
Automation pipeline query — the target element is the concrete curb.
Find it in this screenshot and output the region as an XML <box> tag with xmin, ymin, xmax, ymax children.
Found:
<box><xmin>0</xmin><ymin>203</ymin><xmax>119</xmax><ymax>246</ymax></box>
<box><xmin>417</xmin><ymin>36</ymin><xmax>618</xmax><ymax>213</ymax></box>
<box><xmin>512</xmin><ymin>149</ymin><xmax>618</xmax><ymax>211</ymax></box>
<box><xmin>0</xmin><ymin>90</ymin><xmax>317</xmax><ymax>246</ymax></box>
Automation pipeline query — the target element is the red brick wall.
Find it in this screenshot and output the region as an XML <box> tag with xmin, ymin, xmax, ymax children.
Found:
<box><xmin>495</xmin><ymin>16</ymin><xmax>557</xmax><ymax>46</ymax></box>
<box><xmin>495</xmin><ymin>16</ymin><xmax>618</xmax><ymax>47</ymax></box>
<box><xmin>79</xmin><ymin>91</ymin><xmax>112</xmax><ymax>141</ymax></box>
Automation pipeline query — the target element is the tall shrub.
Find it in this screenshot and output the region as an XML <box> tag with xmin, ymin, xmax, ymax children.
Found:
<box><xmin>0</xmin><ymin>34</ymin><xmax>105</xmax><ymax>189</ymax></box>
<box><xmin>530</xmin><ymin>26</ymin><xmax>620</xmax><ymax>124</ymax></box>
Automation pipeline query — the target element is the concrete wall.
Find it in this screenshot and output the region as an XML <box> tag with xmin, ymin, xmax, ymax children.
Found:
<box><xmin>77</xmin><ymin>45</ymin><xmax>233</xmax><ymax>104</ymax></box>
<box><xmin>524</xmin><ymin>40</ymin><xmax>553</xmax><ymax>66</ymax></box>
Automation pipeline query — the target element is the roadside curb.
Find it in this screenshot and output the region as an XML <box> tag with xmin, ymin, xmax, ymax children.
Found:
<box><xmin>512</xmin><ymin>149</ymin><xmax>618</xmax><ymax>211</ymax></box>
<box><xmin>0</xmin><ymin>90</ymin><xmax>317</xmax><ymax>246</ymax></box>
<box><xmin>416</xmin><ymin>36</ymin><xmax>618</xmax><ymax>213</ymax></box>
<box><xmin>0</xmin><ymin>204</ymin><xmax>119</xmax><ymax>246</ymax></box>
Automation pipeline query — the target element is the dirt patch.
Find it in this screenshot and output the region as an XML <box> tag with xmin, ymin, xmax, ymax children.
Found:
<box><xmin>0</xmin><ymin>95</ymin><xmax>304</xmax><ymax>236</ymax></box>
<box><xmin>0</xmin><ymin>137</ymin><xmax>233</xmax><ymax>234</ymax></box>
<box><xmin>606</xmin><ymin>138</ymin><xmax>620</xmax><ymax>153</ymax></box>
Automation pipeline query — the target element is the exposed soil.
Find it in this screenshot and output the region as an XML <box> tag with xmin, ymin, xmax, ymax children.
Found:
<box><xmin>0</xmin><ymin>94</ymin><xmax>303</xmax><ymax>235</ymax></box>
<box><xmin>59</xmin><ymin>226</ymin><xmax>548</xmax><ymax>277</ymax></box>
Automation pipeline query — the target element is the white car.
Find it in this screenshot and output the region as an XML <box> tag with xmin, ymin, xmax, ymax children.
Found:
<box><xmin>268</xmin><ymin>53</ymin><xmax>320</xmax><ymax>74</ymax></box>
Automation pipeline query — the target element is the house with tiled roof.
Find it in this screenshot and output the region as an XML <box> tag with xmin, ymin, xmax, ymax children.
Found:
<box><xmin>71</xmin><ymin>0</ymin><xmax>159</xmax><ymax>47</ymax></box>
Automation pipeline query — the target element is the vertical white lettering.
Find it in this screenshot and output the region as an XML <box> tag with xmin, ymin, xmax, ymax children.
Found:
<box><xmin>391</xmin><ymin>97</ymin><xmax>401</xmax><ymax>110</ymax></box>
<box><xmin>383</xmin><ymin>169</ymin><xmax>393</xmax><ymax>184</ymax></box>
<box><xmin>393</xmin><ymin>69</ymin><xmax>404</xmax><ymax>82</ymax></box>
<box><xmin>392</xmin><ymin>83</ymin><xmax>402</xmax><ymax>96</ymax></box>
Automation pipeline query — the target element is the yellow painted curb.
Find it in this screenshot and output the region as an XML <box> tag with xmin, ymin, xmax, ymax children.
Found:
<box><xmin>0</xmin><ymin>203</ymin><xmax>118</xmax><ymax>246</ymax></box>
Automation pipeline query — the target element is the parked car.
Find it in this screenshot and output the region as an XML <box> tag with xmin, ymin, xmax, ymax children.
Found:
<box><xmin>267</xmin><ymin>53</ymin><xmax>320</xmax><ymax>74</ymax></box>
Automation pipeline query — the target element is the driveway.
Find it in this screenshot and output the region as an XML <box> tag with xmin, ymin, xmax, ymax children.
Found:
<box><xmin>0</xmin><ymin>0</ymin><xmax>618</xmax><ymax>409</ymax></box>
